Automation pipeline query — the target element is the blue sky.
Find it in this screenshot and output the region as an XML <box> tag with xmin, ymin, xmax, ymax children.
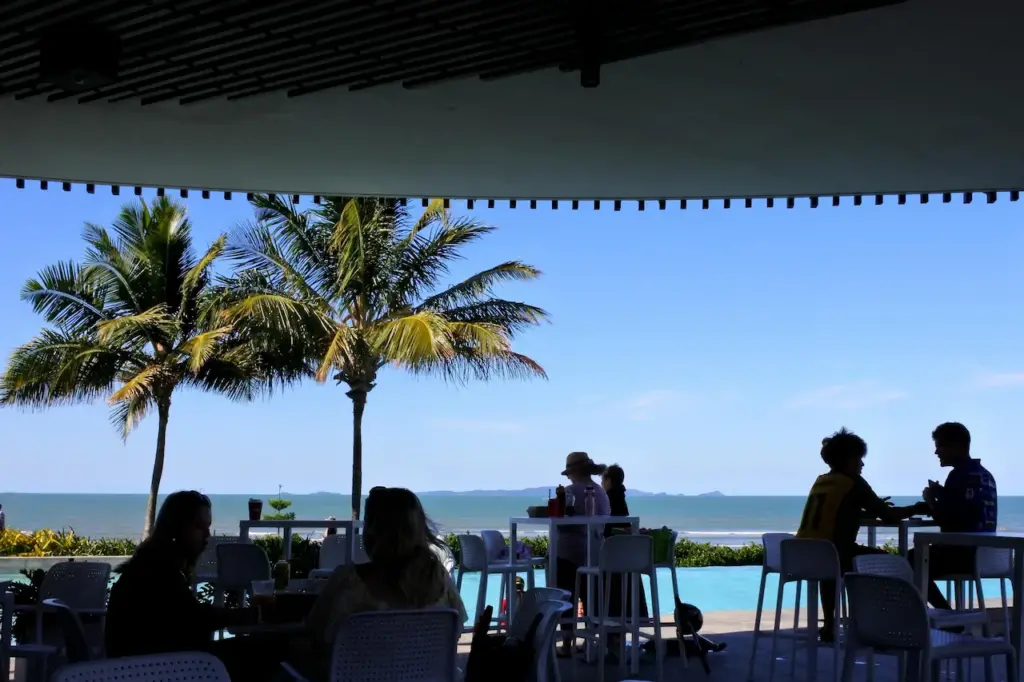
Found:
<box><xmin>1</xmin><ymin>185</ymin><xmax>1023</xmax><ymax>496</ymax></box>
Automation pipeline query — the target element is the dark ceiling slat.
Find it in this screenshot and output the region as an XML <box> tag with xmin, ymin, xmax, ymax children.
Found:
<box><xmin>212</xmin><ymin>16</ymin><xmax>563</xmax><ymax>103</ymax></box>
<box><xmin>129</xmin><ymin>1</ymin><xmax>542</xmax><ymax>104</ymax></box>
<box><xmin>71</xmin><ymin>0</ymin><xmax>492</xmax><ymax>104</ymax></box>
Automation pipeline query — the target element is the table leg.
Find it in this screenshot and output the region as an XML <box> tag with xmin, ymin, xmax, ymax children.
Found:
<box><xmin>507</xmin><ymin>523</ymin><xmax>519</xmax><ymax>630</ymax></box>
<box><xmin>913</xmin><ymin>538</ymin><xmax>930</xmax><ymax>601</ymax></box>
<box><xmin>1012</xmin><ymin>548</ymin><xmax>1024</xmax><ymax>682</ymax></box>
<box><xmin>548</xmin><ymin>522</ymin><xmax>558</xmax><ymax>588</ymax></box>
<box><xmin>898</xmin><ymin>523</ymin><xmax>909</xmax><ymax>557</ymax></box>
<box><xmin>867</xmin><ymin>526</ymin><xmax>877</xmax><ymax>548</ymax></box>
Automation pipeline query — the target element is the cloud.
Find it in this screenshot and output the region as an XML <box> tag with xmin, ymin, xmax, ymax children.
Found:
<box><xmin>787</xmin><ymin>381</ymin><xmax>908</xmax><ymax>410</ymax></box>
<box><xmin>971</xmin><ymin>371</ymin><xmax>1024</xmax><ymax>389</ymax></box>
<box><xmin>429</xmin><ymin>418</ymin><xmax>524</xmax><ymax>433</ymax></box>
<box><xmin>618</xmin><ymin>389</ymin><xmax>696</xmax><ymax>421</ymax></box>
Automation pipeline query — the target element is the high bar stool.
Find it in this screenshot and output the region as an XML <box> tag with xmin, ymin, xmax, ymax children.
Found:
<box><xmin>768</xmin><ymin>538</ymin><xmax>844</xmax><ymax>682</ymax></box>
<box><xmin>747</xmin><ymin>532</ymin><xmax>794</xmax><ymax>681</ymax></box>
<box><xmin>575</xmin><ymin>534</ymin><xmax>665</xmax><ymax>682</ymax></box>
<box><xmin>455</xmin><ymin>533</ymin><xmax>535</xmax><ymax>633</ymax></box>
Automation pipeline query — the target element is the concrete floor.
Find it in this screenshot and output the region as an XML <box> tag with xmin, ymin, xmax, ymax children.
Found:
<box><xmin>458</xmin><ymin>607</ymin><xmax>1018</xmax><ymax>682</ymax></box>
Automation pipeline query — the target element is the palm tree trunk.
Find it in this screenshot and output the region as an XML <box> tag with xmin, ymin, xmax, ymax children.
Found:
<box><xmin>143</xmin><ymin>398</ymin><xmax>171</xmax><ymax>537</ymax></box>
<box><xmin>346</xmin><ymin>387</ymin><xmax>367</xmax><ymax>520</ymax></box>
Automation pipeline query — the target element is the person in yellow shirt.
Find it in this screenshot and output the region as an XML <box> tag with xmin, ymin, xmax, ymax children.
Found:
<box><xmin>797</xmin><ymin>428</ymin><xmax>919</xmax><ymax>641</ymax></box>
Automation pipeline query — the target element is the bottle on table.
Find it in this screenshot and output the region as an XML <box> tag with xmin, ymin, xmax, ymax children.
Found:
<box><xmin>565</xmin><ymin>487</ymin><xmax>576</xmax><ymax>516</ymax></box>
<box><xmin>546</xmin><ymin>488</ymin><xmax>558</xmax><ymax>517</ymax></box>
<box><xmin>584</xmin><ymin>485</ymin><xmax>596</xmax><ymax>516</ymax></box>
<box><xmin>555</xmin><ymin>485</ymin><xmax>567</xmax><ymax>517</ymax></box>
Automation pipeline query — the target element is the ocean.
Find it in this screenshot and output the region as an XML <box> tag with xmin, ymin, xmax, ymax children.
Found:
<box><xmin>4</xmin><ymin>493</ymin><xmax>1024</xmax><ymax>545</ymax></box>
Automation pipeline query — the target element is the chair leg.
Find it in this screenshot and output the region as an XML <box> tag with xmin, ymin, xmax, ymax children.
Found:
<box><xmin>748</xmin><ymin>569</ymin><xmax>770</xmax><ymax>682</ymax></box>
<box><xmin>597</xmin><ymin>571</ymin><xmax>607</xmax><ymax>682</ymax></box>
<box><xmin>768</xmin><ymin>578</ymin><xmax>786</xmax><ymax>682</ymax></box>
<box><xmin>839</xmin><ymin>638</ymin><xmax>859</xmax><ymax>682</ymax></box>
<box><xmin>475</xmin><ymin>570</ymin><xmax>488</xmax><ymax>632</ymax></box>
<box><xmin>790</xmin><ymin>580</ymin><xmax>802</xmax><ymax>676</ymax></box>
<box><xmin>648</xmin><ymin>568</ymin><xmax>664</xmax><ymax>682</ymax></box>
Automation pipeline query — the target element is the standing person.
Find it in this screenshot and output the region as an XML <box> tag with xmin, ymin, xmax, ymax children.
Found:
<box><xmin>796</xmin><ymin>428</ymin><xmax>920</xmax><ymax>642</ymax></box>
<box><xmin>601</xmin><ymin>464</ymin><xmax>648</xmax><ymax>660</ymax></box>
<box><xmin>0</xmin><ymin>503</ymin><xmax>6</xmax><ymax>532</ymax></box>
<box><xmin>906</xmin><ymin>422</ymin><xmax>997</xmax><ymax>610</ymax></box>
<box><xmin>555</xmin><ymin>452</ymin><xmax>610</xmax><ymax>657</ymax></box>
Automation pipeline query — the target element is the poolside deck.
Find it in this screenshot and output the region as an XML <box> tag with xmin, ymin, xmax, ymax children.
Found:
<box><xmin>458</xmin><ymin>607</ymin><xmax>1016</xmax><ymax>681</ymax></box>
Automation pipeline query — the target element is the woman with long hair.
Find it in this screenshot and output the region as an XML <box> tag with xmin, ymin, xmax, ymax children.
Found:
<box><xmin>306</xmin><ymin>486</ymin><xmax>467</xmax><ymax>645</ymax></box>
<box><xmin>106</xmin><ymin>491</ymin><xmax>282</xmax><ymax>680</ymax></box>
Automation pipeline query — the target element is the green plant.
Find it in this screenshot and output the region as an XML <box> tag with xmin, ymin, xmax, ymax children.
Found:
<box><xmin>0</xmin><ymin>197</ymin><xmax>294</xmax><ymax>536</ymax></box>
<box><xmin>219</xmin><ymin>196</ymin><xmax>548</xmax><ymax>519</ymax></box>
<box><xmin>264</xmin><ymin>484</ymin><xmax>295</xmax><ymax>521</ymax></box>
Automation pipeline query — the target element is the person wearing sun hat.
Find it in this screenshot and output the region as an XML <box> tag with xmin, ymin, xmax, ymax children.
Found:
<box><xmin>555</xmin><ymin>452</ymin><xmax>611</xmax><ymax>657</ymax></box>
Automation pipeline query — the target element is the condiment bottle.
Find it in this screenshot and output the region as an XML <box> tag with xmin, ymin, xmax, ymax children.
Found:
<box><xmin>584</xmin><ymin>484</ymin><xmax>596</xmax><ymax>516</ymax></box>
<box><xmin>546</xmin><ymin>488</ymin><xmax>558</xmax><ymax>517</ymax></box>
<box><xmin>555</xmin><ymin>485</ymin><xmax>567</xmax><ymax>517</ymax></box>
<box><xmin>273</xmin><ymin>560</ymin><xmax>290</xmax><ymax>590</ymax></box>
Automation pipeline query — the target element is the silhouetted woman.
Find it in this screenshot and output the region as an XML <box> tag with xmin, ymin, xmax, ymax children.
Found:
<box><xmin>106</xmin><ymin>491</ymin><xmax>279</xmax><ymax>680</ymax></box>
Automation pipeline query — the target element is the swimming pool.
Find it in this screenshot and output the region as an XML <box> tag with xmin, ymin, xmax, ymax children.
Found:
<box><xmin>455</xmin><ymin>566</ymin><xmax>1011</xmax><ymax>615</ymax></box>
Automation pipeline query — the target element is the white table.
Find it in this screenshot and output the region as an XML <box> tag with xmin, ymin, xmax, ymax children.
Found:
<box><xmin>239</xmin><ymin>519</ymin><xmax>362</xmax><ymax>561</ymax></box>
<box><xmin>913</xmin><ymin>531</ymin><xmax>1024</xmax><ymax>682</ymax></box>
<box><xmin>863</xmin><ymin>517</ymin><xmax>936</xmax><ymax>556</ymax></box>
<box><xmin>509</xmin><ymin>516</ymin><xmax>641</xmax><ymax>670</ymax></box>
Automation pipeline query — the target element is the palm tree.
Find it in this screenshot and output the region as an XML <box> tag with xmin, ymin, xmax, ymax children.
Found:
<box><xmin>222</xmin><ymin>195</ymin><xmax>548</xmax><ymax>519</ymax></box>
<box><xmin>0</xmin><ymin>197</ymin><xmax>285</xmax><ymax>536</ymax></box>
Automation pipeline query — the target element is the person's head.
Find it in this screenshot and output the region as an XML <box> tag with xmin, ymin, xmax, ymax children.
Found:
<box><xmin>148</xmin><ymin>490</ymin><xmax>212</xmax><ymax>565</ymax></box>
<box><xmin>820</xmin><ymin>428</ymin><xmax>867</xmax><ymax>476</ymax></box>
<box><xmin>362</xmin><ymin>487</ymin><xmax>447</xmax><ymax>604</ymax></box>
<box><xmin>932</xmin><ymin>422</ymin><xmax>971</xmax><ymax>466</ymax></box>
<box><xmin>561</xmin><ymin>452</ymin><xmax>607</xmax><ymax>484</ymax></box>
<box><xmin>602</xmin><ymin>464</ymin><xmax>625</xmax><ymax>492</ymax></box>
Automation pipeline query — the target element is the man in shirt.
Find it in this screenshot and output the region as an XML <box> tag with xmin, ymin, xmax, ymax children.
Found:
<box><xmin>907</xmin><ymin>422</ymin><xmax>997</xmax><ymax>610</ymax></box>
<box><xmin>797</xmin><ymin>428</ymin><xmax>920</xmax><ymax>641</ymax></box>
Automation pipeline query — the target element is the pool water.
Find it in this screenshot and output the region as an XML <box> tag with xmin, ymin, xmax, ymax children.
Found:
<box><xmin>455</xmin><ymin>567</ymin><xmax>1012</xmax><ymax>617</ymax></box>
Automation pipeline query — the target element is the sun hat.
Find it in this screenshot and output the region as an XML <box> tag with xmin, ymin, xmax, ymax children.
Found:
<box><xmin>561</xmin><ymin>451</ymin><xmax>607</xmax><ymax>476</ymax></box>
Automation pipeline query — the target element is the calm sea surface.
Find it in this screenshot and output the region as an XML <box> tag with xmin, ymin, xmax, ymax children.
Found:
<box><xmin>4</xmin><ymin>493</ymin><xmax>1024</xmax><ymax>545</ymax></box>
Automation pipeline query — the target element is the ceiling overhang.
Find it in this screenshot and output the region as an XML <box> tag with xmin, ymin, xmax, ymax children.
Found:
<box><xmin>1</xmin><ymin>0</ymin><xmax>1022</xmax><ymax>201</ymax></box>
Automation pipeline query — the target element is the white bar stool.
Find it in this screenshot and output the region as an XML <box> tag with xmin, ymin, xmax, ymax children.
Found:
<box><xmin>574</xmin><ymin>534</ymin><xmax>664</xmax><ymax>682</ymax></box>
<box><xmin>747</xmin><ymin>532</ymin><xmax>794</xmax><ymax>681</ymax></box>
<box><xmin>769</xmin><ymin>538</ymin><xmax>844</xmax><ymax>682</ymax></box>
<box><xmin>455</xmin><ymin>533</ymin><xmax>535</xmax><ymax>633</ymax></box>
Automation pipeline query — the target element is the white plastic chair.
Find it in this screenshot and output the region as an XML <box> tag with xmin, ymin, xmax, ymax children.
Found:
<box><xmin>51</xmin><ymin>652</ymin><xmax>230</xmax><ymax>682</ymax></box>
<box><xmin>575</xmin><ymin>534</ymin><xmax>664</xmax><ymax>682</ymax></box>
<box><xmin>975</xmin><ymin>547</ymin><xmax>1013</xmax><ymax>640</ymax></box>
<box><xmin>215</xmin><ymin>542</ymin><xmax>270</xmax><ymax>607</ymax></box>
<box><xmin>842</xmin><ymin>572</ymin><xmax>1016</xmax><ymax>682</ymax></box>
<box><xmin>747</xmin><ymin>532</ymin><xmax>793</xmax><ymax>681</ymax></box>
<box><xmin>310</xmin><ymin>535</ymin><xmax>349</xmax><ymax>579</ymax></box>
<box><xmin>768</xmin><ymin>538</ymin><xmax>844</xmax><ymax>682</ymax></box>
<box><xmin>194</xmin><ymin>535</ymin><xmax>246</xmax><ymax>585</ymax></box>
<box><xmin>532</xmin><ymin>600</ymin><xmax>573</xmax><ymax>682</ymax></box>
<box><xmin>294</xmin><ymin>608</ymin><xmax>461</xmax><ymax>682</ymax></box>
<box><xmin>455</xmin><ymin>533</ymin><xmax>535</xmax><ymax>632</ymax></box>
<box><xmin>509</xmin><ymin>587</ymin><xmax>571</xmax><ymax>682</ymax></box>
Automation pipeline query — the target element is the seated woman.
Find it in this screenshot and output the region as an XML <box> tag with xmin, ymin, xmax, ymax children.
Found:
<box><xmin>303</xmin><ymin>487</ymin><xmax>467</xmax><ymax>661</ymax></box>
<box><xmin>105</xmin><ymin>491</ymin><xmax>281</xmax><ymax>680</ymax></box>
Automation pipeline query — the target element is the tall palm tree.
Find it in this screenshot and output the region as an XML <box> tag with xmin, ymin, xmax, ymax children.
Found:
<box><xmin>222</xmin><ymin>195</ymin><xmax>548</xmax><ymax>519</ymax></box>
<box><xmin>0</xmin><ymin>197</ymin><xmax>284</xmax><ymax>536</ymax></box>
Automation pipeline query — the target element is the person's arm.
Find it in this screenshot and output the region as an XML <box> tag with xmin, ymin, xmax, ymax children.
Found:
<box><xmin>856</xmin><ymin>478</ymin><xmax>917</xmax><ymax>523</ymax></box>
<box><xmin>443</xmin><ymin>571</ymin><xmax>469</xmax><ymax>624</ymax></box>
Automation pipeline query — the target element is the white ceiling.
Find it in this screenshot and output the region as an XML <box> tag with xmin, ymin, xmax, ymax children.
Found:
<box><xmin>1</xmin><ymin>0</ymin><xmax>1021</xmax><ymax>200</ymax></box>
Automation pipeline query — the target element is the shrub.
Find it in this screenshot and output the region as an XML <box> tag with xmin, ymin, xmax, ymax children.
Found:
<box><xmin>0</xmin><ymin>528</ymin><xmax>137</xmax><ymax>557</ymax></box>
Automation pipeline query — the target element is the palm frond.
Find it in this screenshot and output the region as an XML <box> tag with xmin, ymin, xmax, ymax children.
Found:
<box><xmin>108</xmin><ymin>364</ymin><xmax>161</xmax><ymax>405</ymax></box>
<box><xmin>440</xmin><ymin>299</ymin><xmax>550</xmax><ymax>336</ymax></box>
<box><xmin>20</xmin><ymin>261</ymin><xmax>111</xmax><ymax>334</ymax></box>
<box><xmin>0</xmin><ymin>330</ymin><xmax>123</xmax><ymax>407</ymax></box>
<box><xmin>315</xmin><ymin>324</ymin><xmax>359</xmax><ymax>382</ymax></box>
<box><xmin>109</xmin><ymin>393</ymin><xmax>152</xmax><ymax>440</ymax></box>
<box><xmin>176</xmin><ymin>326</ymin><xmax>232</xmax><ymax>373</ymax></box>
<box><xmin>392</xmin><ymin>211</ymin><xmax>494</xmax><ymax>302</ymax></box>
<box><xmin>96</xmin><ymin>305</ymin><xmax>177</xmax><ymax>348</ymax></box>
<box><xmin>181</xmin><ymin>234</ymin><xmax>225</xmax><ymax>305</ymax></box>
<box><xmin>371</xmin><ymin>311</ymin><xmax>453</xmax><ymax>367</ymax></box>
<box><xmin>417</xmin><ymin>261</ymin><xmax>542</xmax><ymax>312</ymax></box>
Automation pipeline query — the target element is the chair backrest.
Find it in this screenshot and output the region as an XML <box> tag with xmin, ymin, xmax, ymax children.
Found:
<box><xmin>531</xmin><ymin>600</ymin><xmax>572</xmax><ymax>682</ymax></box>
<box><xmin>194</xmin><ymin>535</ymin><xmax>245</xmax><ymax>581</ymax></box>
<box><xmin>761</xmin><ymin>533</ymin><xmax>794</xmax><ymax>573</ymax></box>
<box><xmin>329</xmin><ymin>608</ymin><xmax>460</xmax><ymax>682</ymax></box>
<box><xmin>480</xmin><ymin>530</ymin><xmax>507</xmax><ymax>562</ymax></box>
<box><xmin>508</xmin><ymin>587</ymin><xmax>571</xmax><ymax>640</ymax></box>
<box><xmin>319</xmin><ymin>535</ymin><xmax>350</xmax><ymax>571</ymax></box>
<box><xmin>215</xmin><ymin>543</ymin><xmax>270</xmax><ymax>593</ymax></box>
<box><xmin>43</xmin><ymin>598</ymin><xmax>91</xmax><ymax>663</ymax></box>
<box><xmin>852</xmin><ymin>553</ymin><xmax>914</xmax><ymax>583</ymax></box>
<box><xmin>40</xmin><ymin>562</ymin><xmax>111</xmax><ymax>610</ymax></box>
<box><xmin>457</xmin><ymin>534</ymin><xmax>488</xmax><ymax>572</ymax></box>
<box><xmin>844</xmin><ymin>573</ymin><xmax>930</xmax><ymax>651</ymax></box>
<box><xmin>780</xmin><ymin>538</ymin><xmax>840</xmax><ymax>582</ymax></box>
<box><xmin>599</xmin><ymin>534</ymin><xmax>653</xmax><ymax>573</ymax></box>
<box><xmin>976</xmin><ymin>547</ymin><xmax>1013</xmax><ymax>578</ymax></box>
<box><xmin>352</xmin><ymin>532</ymin><xmax>370</xmax><ymax>565</ymax></box>
<box><xmin>51</xmin><ymin>652</ymin><xmax>230</xmax><ymax>682</ymax></box>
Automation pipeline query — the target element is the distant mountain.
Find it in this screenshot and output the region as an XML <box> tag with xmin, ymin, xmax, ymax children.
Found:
<box><xmin>697</xmin><ymin>491</ymin><xmax>726</xmax><ymax>497</ymax></box>
<box><xmin>417</xmin><ymin>487</ymin><xmax>685</xmax><ymax>497</ymax></box>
